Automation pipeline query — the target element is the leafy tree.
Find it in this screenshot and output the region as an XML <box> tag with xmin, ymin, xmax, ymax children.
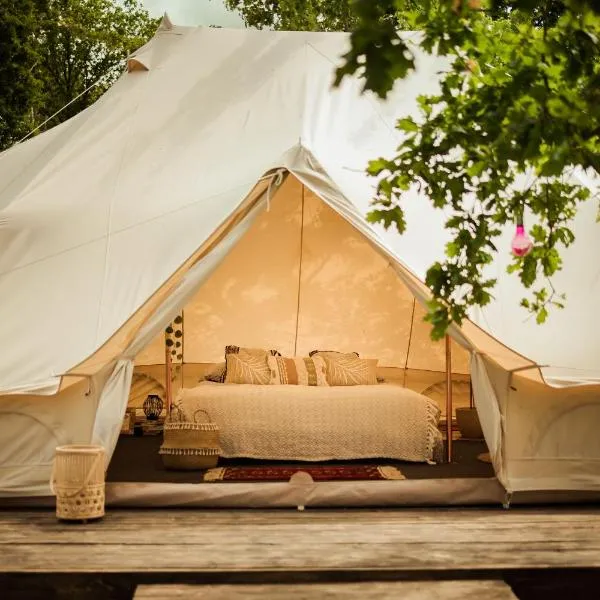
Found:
<box><xmin>224</xmin><ymin>0</ymin><xmax>422</xmax><ymax>31</ymax></box>
<box><xmin>0</xmin><ymin>0</ymin><xmax>157</xmax><ymax>150</ymax></box>
<box><xmin>0</xmin><ymin>1</ymin><xmax>44</xmax><ymax>148</ymax></box>
<box><xmin>335</xmin><ymin>0</ymin><xmax>600</xmax><ymax>339</ymax></box>
<box><xmin>34</xmin><ymin>0</ymin><xmax>158</xmax><ymax>125</ymax></box>
<box><xmin>224</xmin><ymin>0</ymin><xmax>360</xmax><ymax>30</ymax></box>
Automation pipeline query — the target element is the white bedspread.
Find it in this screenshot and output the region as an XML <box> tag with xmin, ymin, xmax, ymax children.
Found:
<box><xmin>174</xmin><ymin>383</ymin><xmax>442</xmax><ymax>463</ymax></box>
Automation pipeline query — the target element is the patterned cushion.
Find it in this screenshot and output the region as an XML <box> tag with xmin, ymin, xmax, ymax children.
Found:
<box><xmin>267</xmin><ymin>355</ymin><xmax>329</xmax><ymax>386</ymax></box>
<box><xmin>224</xmin><ymin>346</ymin><xmax>280</xmax><ymax>385</ymax></box>
<box><xmin>309</xmin><ymin>349</ymin><xmax>359</xmax><ymax>357</ymax></box>
<box><xmin>313</xmin><ymin>352</ymin><xmax>378</xmax><ymax>386</ymax></box>
<box><xmin>203</xmin><ymin>362</ymin><xmax>226</xmax><ymax>383</ymax></box>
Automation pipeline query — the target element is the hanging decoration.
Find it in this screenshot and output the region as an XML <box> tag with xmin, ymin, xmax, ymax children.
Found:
<box><xmin>165</xmin><ymin>313</ymin><xmax>184</xmax><ymax>384</ymax></box>
<box><xmin>511</xmin><ymin>210</ymin><xmax>533</xmax><ymax>257</ymax></box>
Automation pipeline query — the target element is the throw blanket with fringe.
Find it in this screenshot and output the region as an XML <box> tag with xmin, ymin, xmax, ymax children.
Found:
<box><xmin>174</xmin><ymin>382</ymin><xmax>442</xmax><ymax>463</ymax></box>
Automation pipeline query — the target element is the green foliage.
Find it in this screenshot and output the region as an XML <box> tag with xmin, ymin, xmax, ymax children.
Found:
<box><xmin>36</xmin><ymin>0</ymin><xmax>158</xmax><ymax>124</ymax></box>
<box><xmin>0</xmin><ymin>0</ymin><xmax>45</xmax><ymax>148</ymax></box>
<box><xmin>225</xmin><ymin>0</ymin><xmax>599</xmax><ymax>338</ymax></box>
<box><xmin>224</xmin><ymin>0</ymin><xmax>361</xmax><ymax>31</ymax></box>
<box><xmin>224</xmin><ymin>0</ymin><xmax>427</xmax><ymax>94</ymax></box>
<box><xmin>0</xmin><ymin>0</ymin><xmax>157</xmax><ymax>150</ymax></box>
<box><xmin>224</xmin><ymin>0</ymin><xmax>422</xmax><ymax>31</ymax></box>
<box><xmin>334</xmin><ymin>1</ymin><xmax>417</xmax><ymax>93</ymax></box>
<box><xmin>338</xmin><ymin>0</ymin><xmax>600</xmax><ymax>339</ymax></box>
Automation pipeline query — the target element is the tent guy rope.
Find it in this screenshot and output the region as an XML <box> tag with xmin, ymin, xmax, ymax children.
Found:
<box><xmin>15</xmin><ymin>69</ymin><xmax>119</xmax><ymax>146</ymax></box>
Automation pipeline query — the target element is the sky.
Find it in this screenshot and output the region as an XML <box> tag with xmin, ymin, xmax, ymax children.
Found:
<box><xmin>142</xmin><ymin>0</ymin><xmax>245</xmax><ymax>27</ymax></box>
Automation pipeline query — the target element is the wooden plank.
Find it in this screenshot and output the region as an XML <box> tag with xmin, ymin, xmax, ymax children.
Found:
<box><xmin>4</xmin><ymin>541</ymin><xmax>600</xmax><ymax>573</ymax></box>
<box><xmin>1</xmin><ymin>520</ymin><xmax>599</xmax><ymax>544</ymax></box>
<box><xmin>2</xmin><ymin>509</ymin><xmax>600</xmax><ymax>573</ymax></box>
<box><xmin>2</xmin><ymin>507</ymin><xmax>599</xmax><ymax>528</ymax></box>
<box><xmin>133</xmin><ymin>581</ymin><xmax>518</xmax><ymax>599</ymax></box>
<box><xmin>1</xmin><ymin>510</ymin><xmax>599</xmax><ymax>545</ymax></box>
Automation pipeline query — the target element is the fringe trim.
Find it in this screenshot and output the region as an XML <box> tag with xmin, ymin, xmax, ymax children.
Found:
<box><xmin>203</xmin><ymin>467</ymin><xmax>226</xmax><ymax>482</ymax></box>
<box><xmin>159</xmin><ymin>447</ymin><xmax>221</xmax><ymax>456</ymax></box>
<box><xmin>164</xmin><ymin>422</ymin><xmax>219</xmax><ymax>432</ymax></box>
<box><xmin>376</xmin><ymin>466</ymin><xmax>405</xmax><ymax>480</ymax></box>
<box><xmin>425</xmin><ymin>399</ymin><xmax>442</xmax><ymax>465</ymax></box>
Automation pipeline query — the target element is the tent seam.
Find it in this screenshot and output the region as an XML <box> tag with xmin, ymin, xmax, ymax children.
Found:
<box><xmin>290</xmin><ymin>146</ymin><xmax>539</xmax><ymax>376</ymax></box>
<box><xmin>293</xmin><ymin>184</ymin><xmax>305</xmax><ymax>356</ymax></box>
<box><xmin>93</xmin><ymin>71</ymin><xmax>150</xmax><ymax>345</ymax></box>
<box><xmin>403</xmin><ymin>297</ymin><xmax>416</xmax><ymax>386</ymax></box>
<box><xmin>61</xmin><ymin>173</ymin><xmax>279</xmax><ymax>381</ymax></box>
<box><xmin>0</xmin><ymin>181</ymin><xmax>259</xmax><ymax>279</ymax></box>
<box><xmin>300</xmin><ymin>38</ymin><xmax>309</xmax><ymax>146</ymax></box>
<box><xmin>305</xmin><ymin>41</ymin><xmax>397</xmax><ymax>141</ymax></box>
<box><xmin>0</xmin><ymin>63</ymin><xmax>135</xmax><ymax>204</ymax></box>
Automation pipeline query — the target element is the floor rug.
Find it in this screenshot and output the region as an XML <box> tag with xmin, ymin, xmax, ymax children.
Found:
<box><xmin>203</xmin><ymin>464</ymin><xmax>405</xmax><ymax>482</ymax></box>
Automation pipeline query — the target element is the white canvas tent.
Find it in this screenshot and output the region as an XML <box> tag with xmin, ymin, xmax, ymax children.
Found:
<box><xmin>0</xmin><ymin>21</ymin><xmax>599</xmax><ymax>500</ymax></box>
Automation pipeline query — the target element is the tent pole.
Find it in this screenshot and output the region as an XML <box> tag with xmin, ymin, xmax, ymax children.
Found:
<box><xmin>165</xmin><ymin>342</ymin><xmax>173</xmax><ymax>417</ymax></box>
<box><xmin>445</xmin><ymin>335</ymin><xmax>453</xmax><ymax>463</ymax></box>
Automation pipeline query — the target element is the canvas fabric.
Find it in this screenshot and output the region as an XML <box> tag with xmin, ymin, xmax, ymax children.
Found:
<box><xmin>0</xmin><ymin>22</ymin><xmax>598</xmax><ymax>496</ymax></box>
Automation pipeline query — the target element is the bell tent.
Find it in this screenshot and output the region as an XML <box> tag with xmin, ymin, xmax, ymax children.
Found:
<box><xmin>0</xmin><ymin>20</ymin><xmax>599</xmax><ymax>503</ymax></box>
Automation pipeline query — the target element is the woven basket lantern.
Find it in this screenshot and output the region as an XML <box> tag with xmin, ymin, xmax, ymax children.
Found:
<box><xmin>159</xmin><ymin>408</ymin><xmax>221</xmax><ymax>470</ymax></box>
<box><xmin>51</xmin><ymin>445</ymin><xmax>105</xmax><ymax>521</ymax></box>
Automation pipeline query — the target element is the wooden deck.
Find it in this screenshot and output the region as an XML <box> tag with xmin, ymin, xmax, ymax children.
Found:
<box><xmin>1</xmin><ymin>507</ymin><xmax>600</xmax><ymax>598</ymax></box>
<box><xmin>133</xmin><ymin>581</ymin><xmax>519</xmax><ymax>599</ymax></box>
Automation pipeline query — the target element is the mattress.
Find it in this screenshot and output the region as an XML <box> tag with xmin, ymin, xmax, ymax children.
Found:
<box><xmin>174</xmin><ymin>382</ymin><xmax>442</xmax><ymax>463</ymax></box>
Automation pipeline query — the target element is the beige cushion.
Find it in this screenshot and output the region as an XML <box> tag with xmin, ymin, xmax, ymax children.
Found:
<box><xmin>224</xmin><ymin>346</ymin><xmax>280</xmax><ymax>384</ymax></box>
<box><xmin>313</xmin><ymin>351</ymin><xmax>378</xmax><ymax>386</ymax></box>
<box><xmin>309</xmin><ymin>349</ymin><xmax>359</xmax><ymax>357</ymax></box>
<box><xmin>267</xmin><ymin>355</ymin><xmax>329</xmax><ymax>386</ymax></box>
<box><xmin>203</xmin><ymin>362</ymin><xmax>226</xmax><ymax>383</ymax></box>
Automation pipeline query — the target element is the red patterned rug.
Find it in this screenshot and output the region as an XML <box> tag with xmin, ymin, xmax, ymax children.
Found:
<box><xmin>203</xmin><ymin>464</ymin><xmax>405</xmax><ymax>482</ymax></box>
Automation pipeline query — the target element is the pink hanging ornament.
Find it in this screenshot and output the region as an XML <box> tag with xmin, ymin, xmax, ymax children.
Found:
<box><xmin>511</xmin><ymin>223</ymin><xmax>533</xmax><ymax>257</ymax></box>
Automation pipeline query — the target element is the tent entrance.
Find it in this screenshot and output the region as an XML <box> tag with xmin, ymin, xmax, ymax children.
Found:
<box><xmin>132</xmin><ymin>175</ymin><xmax>472</xmax><ymax>421</ymax></box>
<box><xmin>104</xmin><ymin>175</ymin><xmax>499</xmax><ymax>504</ymax></box>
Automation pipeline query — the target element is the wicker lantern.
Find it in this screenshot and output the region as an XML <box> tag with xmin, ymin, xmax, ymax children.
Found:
<box><xmin>143</xmin><ymin>394</ymin><xmax>163</xmax><ymax>420</ymax></box>
<box><xmin>51</xmin><ymin>445</ymin><xmax>106</xmax><ymax>521</ymax></box>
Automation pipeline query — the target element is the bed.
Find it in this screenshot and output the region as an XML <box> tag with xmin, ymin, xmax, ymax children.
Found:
<box><xmin>173</xmin><ymin>382</ymin><xmax>443</xmax><ymax>463</ymax></box>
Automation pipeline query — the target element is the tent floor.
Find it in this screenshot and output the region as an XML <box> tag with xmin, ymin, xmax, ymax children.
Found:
<box><xmin>98</xmin><ymin>436</ymin><xmax>506</xmax><ymax>507</ymax></box>
<box><xmin>106</xmin><ymin>436</ymin><xmax>494</xmax><ymax>484</ymax></box>
<box><xmin>3</xmin><ymin>437</ymin><xmax>599</xmax><ymax>509</ymax></box>
<box><xmin>97</xmin><ymin>436</ymin><xmax>600</xmax><ymax>508</ymax></box>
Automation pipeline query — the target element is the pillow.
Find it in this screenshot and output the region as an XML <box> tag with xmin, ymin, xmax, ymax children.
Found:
<box><xmin>224</xmin><ymin>346</ymin><xmax>280</xmax><ymax>385</ymax></box>
<box><xmin>267</xmin><ymin>355</ymin><xmax>329</xmax><ymax>386</ymax></box>
<box><xmin>312</xmin><ymin>352</ymin><xmax>378</xmax><ymax>386</ymax></box>
<box><xmin>203</xmin><ymin>362</ymin><xmax>226</xmax><ymax>383</ymax></box>
<box><xmin>309</xmin><ymin>349</ymin><xmax>359</xmax><ymax>357</ymax></box>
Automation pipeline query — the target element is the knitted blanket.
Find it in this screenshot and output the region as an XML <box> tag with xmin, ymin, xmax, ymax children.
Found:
<box><xmin>174</xmin><ymin>382</ymin><xmax>441</xmax><ymax>463</ymax></box>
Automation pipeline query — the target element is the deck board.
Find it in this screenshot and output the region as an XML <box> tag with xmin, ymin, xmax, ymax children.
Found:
<box><xmin>133</xmin><ymin>581</ymin><xmax>518</xmax><ymax>599</ymax></box>
<box><xmin>1</xmin><ymin>508</ymin><xmax>600</xmax><ymax>574</ymax></box>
